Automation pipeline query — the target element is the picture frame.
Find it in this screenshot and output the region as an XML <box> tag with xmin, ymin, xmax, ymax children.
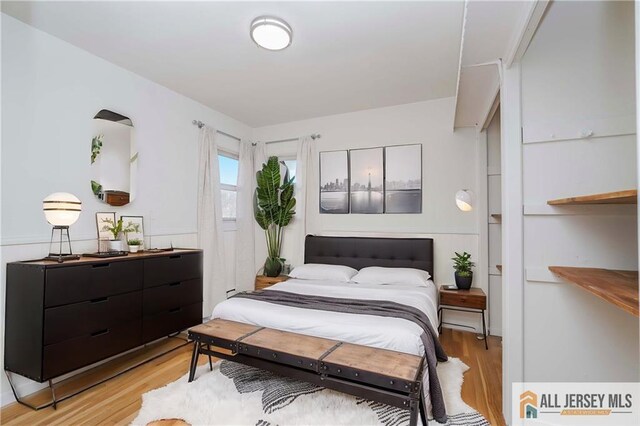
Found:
<box><xmin>96</xmin><ymin>212</ymin><xmax>116</xmax><ymax>240</ymax></box>
<box><xmin>319</xmin><ymin>150</ymin><xmax>350</xmax><ymax>214</ymax></box>
<box><xmin>384</xmin><ymin>144</ymin><xmax>422</xmax><ymax>214</ymax></box>
<box><xmin>349</xmin><ymin>147</ymin><xmax>384</xmax><ymax>214</ymax></box>
<box><xmin>120</xmin><ymin>215</ymin><xmax>145</xmax><ymax>247</ymax></box>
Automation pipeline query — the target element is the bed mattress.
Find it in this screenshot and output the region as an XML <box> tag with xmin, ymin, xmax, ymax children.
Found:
<box><xmin>211</xmin><ymin>278</ymin><xmax>438</xmax><ymax>357</ymax></box>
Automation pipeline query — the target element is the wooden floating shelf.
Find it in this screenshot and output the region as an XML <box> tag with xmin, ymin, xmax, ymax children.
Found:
<box><xmin>547</xmin><ymin>189</ymin><xmax>637</xmax><ymax>206</ymax></box>
<box><xmin>549</xmin><ymin>266</ymin><xmax>639</xmax><ymax>317</ymax></box>
<box><xmin>491</xmin><ymin>214</ymin><xmax>502</xmax><ymax>221</ymax></box>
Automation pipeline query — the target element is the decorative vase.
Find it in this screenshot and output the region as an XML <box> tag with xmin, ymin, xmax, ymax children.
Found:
<box><xmin>263</xmin><ymin>256</ymin><xmax>283</xmax><ymax>277</ymax></box>
<box><xmin>108</xmin><ymin>240</ymin><xmax>123</xmax><ymax>252</ymax></box>
<box><xmin>455</xmin><ymin>271</ymin><xmax>473</xmax><ymax>290</ymax></box>
<box><xmin>129</xmin><ymin>245</ymin><xmax>140</xmax><ymax>253</ymax></box>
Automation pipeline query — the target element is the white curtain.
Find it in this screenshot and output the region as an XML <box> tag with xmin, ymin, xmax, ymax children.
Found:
<box><xmin>292</xmin><ymin>135</ymin><xmax>317</xmax><ymax>267</ymax></box>
<box><xmin>234</xmin><ymin>140</ymin><xmax>266</xmax><ymax>292</ymax></box>
<box><xmin>197</xmin><ymin>126</ymin><xmax>227</xmax><ymax>315</ymax></box>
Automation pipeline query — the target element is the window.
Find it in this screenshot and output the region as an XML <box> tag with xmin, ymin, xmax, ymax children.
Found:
<box><xmin>218</xmin><ymin>153</ymin><xmax>238</xmax><ymax>220</ymax></box>
<box><xmin>283</xmin><ymin>159</ymin><xmax>297</xmax><ymax>181</ymax></box>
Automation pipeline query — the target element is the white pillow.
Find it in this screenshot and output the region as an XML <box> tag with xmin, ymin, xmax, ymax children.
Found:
<box><xmin>288</xmin><ymin>263</ymin><xmax>358</xmax><ymax>282</ymax></box>
<box><xmin>351</xmin><ymin>266</ymin><xmax>431</xmax><ymax>287</ymax></box>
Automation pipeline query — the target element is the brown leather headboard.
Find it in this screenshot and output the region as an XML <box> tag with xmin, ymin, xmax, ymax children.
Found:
<box><xmin>304</xmin><ymin>235</ymin><xmax>434</xmax><ymax>277</ymax></box>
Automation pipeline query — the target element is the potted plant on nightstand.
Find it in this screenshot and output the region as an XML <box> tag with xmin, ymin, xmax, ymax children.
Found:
<box><xmin>127</xmin><ymin>238</ymin><xmax>142</xmax><ymax>253</ymax></box>
<box><xmin>253</xmin><ymin>156</ymin><xmax>296</xmax><ymax>277</ymax></box>
<box><xmin>452</xmin><ymin>251</ymin><xmax>475</xmax><ymax>290</ymax></box>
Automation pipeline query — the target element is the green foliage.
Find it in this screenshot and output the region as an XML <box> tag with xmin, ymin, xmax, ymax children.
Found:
<box><xmin>127</xmin><ymin>238</ymin><xmax>142</xmax><ymax>246</ymax></box>
<box><xmin>91</xmin><ymin>180</ymin><xmax>102</xmax><ymax>195</ymax></box>
<box><xmin>91</xmin><ymin>135</ymin><xmax>103</xmax><ymax>164</ymax></box>
<box><xmin>101</xmin><ymin>218</ymin><xmax>140</xmax><ymax>240</ymax></box>
<box><xmin>253</xmin><ymin>156</ymin><xmax>296</xmax><ymax>275</ymax></box>
<box><xmin>452</xmin><ymin>251</ymin><xmax>475</xmax><ymax>277</ymax></box>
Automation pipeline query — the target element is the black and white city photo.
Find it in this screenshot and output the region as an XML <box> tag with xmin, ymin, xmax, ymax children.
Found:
<box><xmin>385</xmin><ymin>144</ymin><xmax>422</xmax><ymax>213</ymax></box>
<box><xmin>319</xmin><ymin>150</ymin><xmax>349</xmax><ymax>213</ymax></box>
<box><xmin>350</xmin><ymin>147</ymin><xmax>384</xmax><ymax>214</ymax></box>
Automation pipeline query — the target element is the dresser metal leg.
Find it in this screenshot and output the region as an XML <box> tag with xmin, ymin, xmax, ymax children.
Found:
<box><xmin>4</xmin><ymin>371</ymin><xmax>56</xmax><ymax>410</ymax></box>
<box><xmin>49</xmin><ymin>379</ymin><xmax>58</xmax><ymax>409</ymax></box>
<box><xmin>207</xmin><ymin>344</ymin><xmax>213</xmax><ymax>371</ymax></box>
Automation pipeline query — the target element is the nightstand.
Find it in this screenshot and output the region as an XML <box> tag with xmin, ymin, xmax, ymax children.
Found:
<box><xmin>255</xmin><ymin>275</ymin><xmax>289</xmax><ymax>290</ymax></box>
<box><xmin>438</xmin><ymin>287</ymin><xmax>488</xmax><ymax>350</ymax></box>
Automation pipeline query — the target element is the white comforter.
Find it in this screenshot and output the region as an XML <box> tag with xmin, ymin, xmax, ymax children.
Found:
<box><xmin>211</xmin><ymin>278</ymin><xmax>438</xmax><ymax>357</ymax></box>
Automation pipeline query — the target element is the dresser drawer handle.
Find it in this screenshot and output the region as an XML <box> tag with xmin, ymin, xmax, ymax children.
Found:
<box><xmin>169</xmin><ymin>282</ymin><xmax>181</xmax><ymax>287</ymax></box>
<box><xmin>169</xmin><ymin>307</ymin><xmax>182</xmax><ymax>314</ymax></box>
<box><xmin>90</xmin><ymin>296</ymin><xmax>109</xmax><ymax>304</ymax></box>
<box><xmin>91</xmin><ymin>328</ymin><xmax>109</xmax><ymax>337</ymax></box>
<box><xmin>169</xmin><ymin>255</ymin><xmax>182</xmax><ymax>260</ymax></box>
<box><xmin>92</xmin><ymin>263</ymin><xmax>111</xmax><ymax>268</ymax></box>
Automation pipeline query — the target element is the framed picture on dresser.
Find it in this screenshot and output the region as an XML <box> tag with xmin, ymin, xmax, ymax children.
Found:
<box><xmin>121</xmin><ymin>215</ymin><xmax>145</xmax><ymax>247</ymax></box>
<box><xmin>95</xmin><ymin>212</ymin><xmax>116</xmax><ymax>240</ymax></box>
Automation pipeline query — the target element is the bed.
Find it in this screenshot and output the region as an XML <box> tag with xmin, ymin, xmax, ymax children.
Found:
<box><xmin>211</xmin><ymin>235</ymin><xmax>445</xmax><ymax>422</ymax></box>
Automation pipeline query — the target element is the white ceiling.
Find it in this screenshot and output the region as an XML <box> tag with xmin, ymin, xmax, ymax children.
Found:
<box><xmin>2</xmin><ymin>1</ymin><xmax>465</xmax><ymax>127</ymax></box>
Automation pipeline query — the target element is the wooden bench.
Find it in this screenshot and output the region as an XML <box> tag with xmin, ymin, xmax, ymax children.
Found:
<box><xmin>188</xmin><ymin>319</ymin><xmax>427</xmax><ymax>425</ymax></box>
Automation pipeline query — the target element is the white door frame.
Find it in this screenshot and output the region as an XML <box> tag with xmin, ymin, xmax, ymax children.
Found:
<box><xmin>500</xmin><ymin>61</ymin><xmax>525</xmax><ymax>425</ymax></box>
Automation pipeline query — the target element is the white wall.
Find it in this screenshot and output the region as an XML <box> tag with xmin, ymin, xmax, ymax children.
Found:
<box><xmin>519</xmin><ymin>1</ymin><xmax>639</xmax><ymax>382</ymax></box>
<box><xmin>0</xmin><ymin>14</ymin><xmax>251</xmax><ymax>405</ymax></box>
<box><xmin>253</xmin><ymin>98</ymin><xmax>485</xmax><ymax>328</ymax></box>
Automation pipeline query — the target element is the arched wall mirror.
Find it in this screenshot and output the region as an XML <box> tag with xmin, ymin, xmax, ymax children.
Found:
<box><xmin>90</xmin><ymin>109</ymin><xmax>137</xmax><ymax>206</ymax></box>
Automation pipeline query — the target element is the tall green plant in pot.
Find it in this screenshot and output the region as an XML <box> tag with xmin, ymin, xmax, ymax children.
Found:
<box><xmin>452</xmin><ymin>251</ymin><xmax>475</xmax><ymax>289</ymax></box>
<box><xmin>254</xmin><ymin>156</ymin><xmax>296</xmax><ymax>277</ymax></box>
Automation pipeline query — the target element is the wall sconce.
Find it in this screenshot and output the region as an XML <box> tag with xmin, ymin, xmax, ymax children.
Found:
<box><xmin>43</xmin><ymin>192</ymin><xmax>82</xmax><ymax>262</ymax></box>
<box><xmin>455</xmin><ymin>190</ymin><xmax>474</xmax><ymax>212</ymax></box>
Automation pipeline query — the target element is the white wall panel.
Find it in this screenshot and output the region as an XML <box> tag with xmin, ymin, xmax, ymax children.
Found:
<box><xmin>523</xmin><ymin>135</ymin><xmax>636</xmax><ymax>205</ymax></box>
<box><xmin>488</xmin><ymin>223</ymin><xmax>502</xmax><ymax>269</ymax></box>
<box><xmin>489</xmin><ymin>275</ymin><xmax>502</xmax><ymax>336</ymax></box>
<box><xmin>488</xmin><ymin>175</ymin><xmax>502</xmax><ymax>215</ymax></box>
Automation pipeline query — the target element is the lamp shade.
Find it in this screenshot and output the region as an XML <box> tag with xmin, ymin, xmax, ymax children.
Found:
<box><xmin>43</xmin><ymin>192</ymin><xmax>82</xmax><ymax>226</ymax></box>
<box><xmin>455</xmin><ymin>190</ymin><xmax>474</xmax><ymax>212</ymax></box>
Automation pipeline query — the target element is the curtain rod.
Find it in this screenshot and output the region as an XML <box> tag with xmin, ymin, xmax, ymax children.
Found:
<box><xmin>253</xmin><ymin>134</ymin><xmax>321</xmax><ymax>146</ymax></box>
<box><xmin>192</xmin><ymin>120</ymin><xmax>242</xmax><ymax>142</ymax></box>
<box><xmin>192</xmin><ymin>119</ymin><xmax>321</xmax><ymax>145</ymax></box>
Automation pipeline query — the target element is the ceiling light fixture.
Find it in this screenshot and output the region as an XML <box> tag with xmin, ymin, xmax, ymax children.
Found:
<box><xmin>250</xmin><ymin>16</ymin><xmax>292</xmax><ymax>51</ymax></box>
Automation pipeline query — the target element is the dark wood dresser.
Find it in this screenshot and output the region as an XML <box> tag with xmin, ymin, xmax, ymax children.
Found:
<box><xmin>4</xmin><ymin>249</ymin><xmax>203</xmax><ymax>383</ymax></box>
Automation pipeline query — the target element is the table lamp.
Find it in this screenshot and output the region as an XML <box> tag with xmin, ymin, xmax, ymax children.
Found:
<box><xmin>43</xmin><ymin>192</ymin><xmax>82</xmax><ymax>262</ymax></box>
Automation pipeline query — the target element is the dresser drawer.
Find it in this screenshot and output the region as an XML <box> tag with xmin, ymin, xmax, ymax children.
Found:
<box><xmin>43</xmin><ymin>319</ymin><xmax>142</xmax><ymax>380</ymax></box>
<box><xmin>143</xmin><ymin>253</ymin><xmax>202</xmax><ymax>288</ymax></box>
<box><xmin>45</xmin><ymin>260</ymin><xmax>143</xmax><ymax>307</ymax></box>
<box><xmin>143</xmin><ymin>302</ymin><xmax>202</xmax><ymax>343</ymax></box>
<box><xmin>44</xmin><ymin>291</ymin><xmax>142</xmax><ymax>345</ymax></box>
<box><xmin>440</xmin><ymin>291</ymin><xmax>486</xmax><ymax>309</ymax></box>
<box><xmin>143</xmin><ymin>278</ymin><xmax>202</xmax><ymax>316</ymax></box>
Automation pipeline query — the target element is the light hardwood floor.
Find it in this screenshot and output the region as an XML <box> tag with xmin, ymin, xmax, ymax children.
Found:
<box><xmin>1</xmin><ymin>330</ymin><xmax>504</xmax><ymax>425</ymax></box>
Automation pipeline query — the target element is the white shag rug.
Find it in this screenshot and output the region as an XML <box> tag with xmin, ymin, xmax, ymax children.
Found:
<box><xmin>133</xmin><ymin>358</ymin><xmax>488</xmax><ymax>426</ymax></box>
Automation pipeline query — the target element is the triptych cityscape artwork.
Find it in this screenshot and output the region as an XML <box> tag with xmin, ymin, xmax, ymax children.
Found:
<box><xmin>319</xmin><ymin>144</ymin><xmax>422</xmax><ymax>214</ymax></box>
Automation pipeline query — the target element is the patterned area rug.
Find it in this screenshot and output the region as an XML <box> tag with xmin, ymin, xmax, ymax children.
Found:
<box><xmin>133</xmin><ymin>358</ymin><xmax>489</xmax><ymax>426</ymax></box>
